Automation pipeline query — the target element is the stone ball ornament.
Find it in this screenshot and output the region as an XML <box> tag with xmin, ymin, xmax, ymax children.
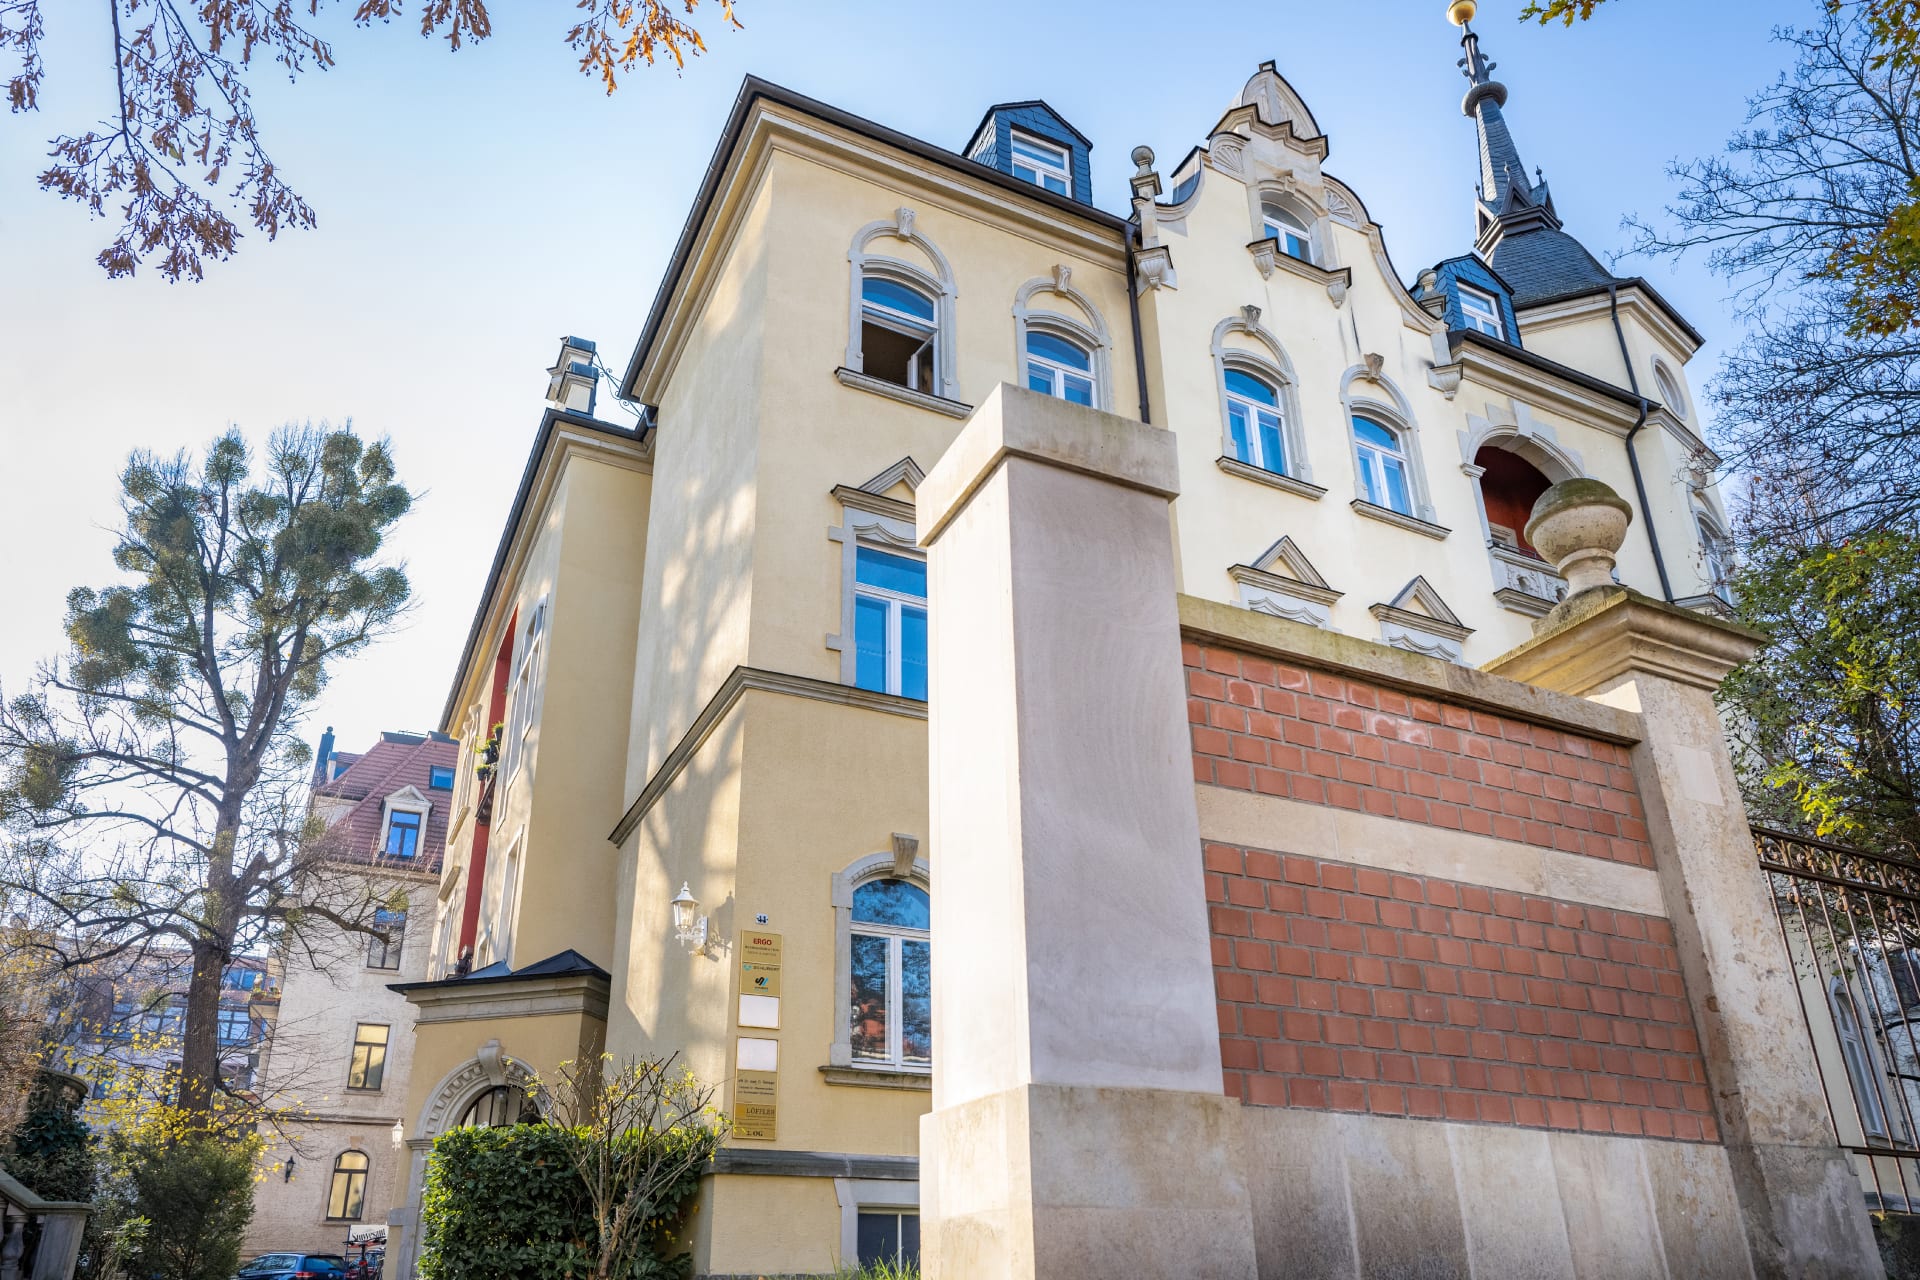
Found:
<box><xmin>1525</xmin><ymin>477</ymin><xmax>1633</xmax><ymax>596</ymax></box>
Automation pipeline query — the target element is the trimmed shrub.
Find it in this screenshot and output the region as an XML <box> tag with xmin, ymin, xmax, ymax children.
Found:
<box><xmin>418</xmin><ymin>1123</ymin><xmax>711</xmax><ymax>1280</ymax></box>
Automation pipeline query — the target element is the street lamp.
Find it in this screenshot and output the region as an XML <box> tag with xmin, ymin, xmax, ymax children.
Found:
<box><xmin>391</xmin><ymin>1119</ymin><xmax>404</xmax><ymax>1150</ymax></box>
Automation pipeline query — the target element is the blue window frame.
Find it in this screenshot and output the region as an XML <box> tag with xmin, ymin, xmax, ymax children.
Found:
<box><xmin>1353</xmin><ymin>416</ymin><xmax>1412</xmax><ymax>515</ymax></box>
<box><xmin>217</xmin><ymin>1006</ymin><xmax>253</xmax><ymax>1045</ymax></box>
<box><xmin>1025</xmin><ymin>330</ymin><xmax>1094</xmax><ymax>406</ymax></box>
<box><xmin>1010</xmin><ymin>132</ymin><xmax>1071</xmax><ymax>196</ymax></box>
<box><xmin>384</xmin><ymin>809</ymin><xmax>422</xmax><ymax>859</ymax></box>
<box><xmin>1224</xmin><ymin>369</ymin><xmax>1287</xmax><ymax>476</ymax></box>
<box><xmin>852</xmin><ymin>548</ymin><xmax>928</xmax><ymax>701</ymax></box>
<box><xmin>428</xmin><ymin>765</ymin><xmax>454</xmax><ymax>791</ymax></box>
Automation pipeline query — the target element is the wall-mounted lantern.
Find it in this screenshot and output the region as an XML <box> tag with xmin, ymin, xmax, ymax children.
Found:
<box><xmin>670</xmin><ymin>883</ymin><xmax>709</xmax><ymax>953</ymax></box>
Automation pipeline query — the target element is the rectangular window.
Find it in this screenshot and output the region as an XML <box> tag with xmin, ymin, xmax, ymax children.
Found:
<box><xmin>852</xmin><ymin>547</ymin><xmax>928</xmax><ymax>701</ymax></box>
<box><xmin>216</xmin><ymin>1007</ymin><xmax>252</xmax><ymax>1045</ymax></box>
<box><xmin>384</xmin><ymin>809</ymin><xmax>422</xmax><ymax>859</ymax></box>
<box><xmin>428</xmin><ymin>765</ymin><xmax>454</xmax><ymax>791</ymax></box>
<box><xmin>367</xmin><ymin>909</ymin><xmax>406</xmax><ymax>971</ymax></box>
<box><xmin>1458</xmin><ymin>286</ymin><xmax>1505</xmax><ymax>340</ymax></box>
<box><xmin>857</xmin><ymin>1210</ymin><xmax>921</xmax><ymax>1268</ymax></box>
<box><xmin>347</xmin><ymin>1023</ymin><xmax>389</xmax><ymax>1090</ymax></box>
<box><xmin>142</xmin><ymin>998</ymin><xmax>184</xmax><ymax>1039</ymax></box>
<box><xmin>1010</xmin><ymin>131</ymin><xmax>1071</xmax><ymax>196</ymax></box>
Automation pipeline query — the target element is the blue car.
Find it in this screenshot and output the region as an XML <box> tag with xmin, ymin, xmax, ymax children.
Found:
<box><xmin>233</xmin><ymin>1255</ymin><xmax>347</xmax><ymax>1280</ymax></box>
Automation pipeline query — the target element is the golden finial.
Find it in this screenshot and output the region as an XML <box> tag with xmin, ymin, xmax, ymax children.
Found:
<box><xmin>1448</xmin><ymin>0</ymin><xmax>1478</xmax><ymax>26</ymax></box>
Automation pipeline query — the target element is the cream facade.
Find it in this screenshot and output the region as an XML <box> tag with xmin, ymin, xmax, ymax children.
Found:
<box><xmin>391</xmin><ymin>24</ymin><xmax>1745</xmax><ymax>1277</ymax></box>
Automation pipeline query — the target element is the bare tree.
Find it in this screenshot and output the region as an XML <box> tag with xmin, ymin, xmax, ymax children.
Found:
<box><xmin>540</xmin><ymin>1053</ymin><xmax>729</xmax><ymax>1280</ymax></box>
<box><xmin>1</xmin><ymin>0</ymin><xmax>742</xmax><ymax>281</ymax></box>
<box><xmin>0</xmin><ymin>425</ymin><xmax>412</xmax><ymax>1115</ymax></box>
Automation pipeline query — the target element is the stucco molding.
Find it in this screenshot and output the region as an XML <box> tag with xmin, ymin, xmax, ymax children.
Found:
<box><xmin>1215</xmin><ymin>456</ymin><xmax>1327</xmax><ymax>502</ymax></box>
<box><xmin>401</xmin><ymin>971</ymin><xmax>611</xmax><ymax>1026</ymax></box>
<box><xmin>846</xmin><ymin>208</ymin><xmax>961</xmax><ymax>402</ymax></box>
<box><xmin>412</xmin><ymin>1048</ymin><xmax>537</xmax><ymax>1142</ymax></box>
<box><xmin>610</xmin><ymin>667</ymin><xmax>927</xmax><ymax>847</ymax></box>
<box><xmin>709</xmin><ymin>1148</ymin><xmax>919</xmax><ymax>1180</ymax></box>
<box><xmin>1134</xmin><ymin>244</ymin><xmax>1177</xmax><ymax>294</ymax></box>
<box><xmin>1485</xmin><ymin>587</ymin><xmax>1763</xmax><ymax>695</ymax></box>
<box><xmin>832</xmin><ymin>366</ymin><xmax>972</xmax><ymax>418</ymax></box>
<box><xmin>1013</xmin><ymin>264</ymin><xmax>1115</xmax><ymax>411</ymax></box>
<box><xmin>1212</xmin><ymin>311</ymin><xmax>1314</xmax><ymax>485</ymax></box>
<box><xmin>1229</xmin><ymin>535</ymin><xmax>1343</xmax><ymax>630</ymax></box>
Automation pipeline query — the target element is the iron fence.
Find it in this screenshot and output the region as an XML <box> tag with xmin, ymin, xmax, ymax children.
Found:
<box><xmin>1757</xmin><ymin>824</ymin><xmax>1920</xmax><ymax>1210</ymax></box>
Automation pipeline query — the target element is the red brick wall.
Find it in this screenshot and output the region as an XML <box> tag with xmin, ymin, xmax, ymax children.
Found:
<box><xmin>1184</xmin><ymin>641</ymin><xmax>1652</xmax><ymax>869</ymax></box>
<box><xmin>1208</xmin><ymin>844</ymin><xmax>1717</xmax><ymax>1141</ymax></box>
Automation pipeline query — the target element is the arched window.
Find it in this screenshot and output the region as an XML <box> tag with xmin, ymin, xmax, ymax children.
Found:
<box><xmin>845</xmin><ymin>210</ymin><xmax>959</xmax><ymax>403</ymax></box>
<box><xmin>848</xmin><ymin>878</ymin><xmax>931</xmax><ymax>1070</ymax></box>
<box><xmin>1024</xmin><ymin>330</ymin><xmax>1094</xmax><ymax>406</ymax></box>
<box><xmin>1697</xmin><ymin>516</ymin><xmax>1733</xmax><ymax>603</ymax></box>
<box><xmin>1353</xmin><ymin>416</ymin><xmax>1413</xmax><ymax>515</ymax></box>
<box><xmin>457</xmin><ymin>1084</ymin><xmax>532</xmax><ymax>1129</ymax></box>
<box><xmin>860</xmin><ymin>276</ymin><xmax>939</xmax><ymax>394</ymax></box>
<box><xmin>1831</xmin><ymin>977</ymin><xmax>1892</xmax><ymax>1140</ymax></box>
<box><xmin>1473</xmin><ymin>446</ymin><xmax>1553</xmax><ymax>556</ymax></box>
<box><xmin>326</xmin><ymin>1151</ymin><xmax>369</xmax><ymax>1221</ymax></box>
<box><xmin>1653</xmin><ymin>362</ymin><xmax>1689</xmax><ymax>420</ymax></box>
<box><xmin>1260</xmin><ymin>203</ymin><xmax>1313</xmax><ymax>263</ymax></box>
<box><xmin>1225</xmin><ymin>369</ymin><xmax>1288</xmax><ymax>477</ymax></box>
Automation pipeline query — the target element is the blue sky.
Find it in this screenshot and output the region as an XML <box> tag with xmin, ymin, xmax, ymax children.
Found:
<box><xmin>0</xmin><ymin>0</ymin><xmax>1812</xmax><ymax>754</ymax></box>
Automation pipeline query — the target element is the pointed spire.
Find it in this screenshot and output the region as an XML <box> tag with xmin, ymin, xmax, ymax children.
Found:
<box><xmin>1456</xmin><ymin>15</ymin><xmax>1549</xmax><ymax>229</ymax></box>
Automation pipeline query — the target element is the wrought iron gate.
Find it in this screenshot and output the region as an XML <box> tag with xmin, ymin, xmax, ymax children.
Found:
<box><xmin>1758</xmin><ymin>825</ymin><xmax>1920</xmax><ymax>1209</ymax></box>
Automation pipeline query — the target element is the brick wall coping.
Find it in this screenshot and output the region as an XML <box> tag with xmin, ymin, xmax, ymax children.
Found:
<box><xmin>1178</xmin><ymin>595</ymin><xmax>1641</xmax><ymax>747</ymax></box>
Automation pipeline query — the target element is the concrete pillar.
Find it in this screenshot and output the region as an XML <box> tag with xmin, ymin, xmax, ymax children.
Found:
<box><xmin>1487</xmin><ymin>587</ymin><xmax>1885</xmax><ymax>1279</ymax></box>
<box><xmin>915</xmin><ymin>384</ymin><xmax>1257</xmax><ymax>1280</ymax></box>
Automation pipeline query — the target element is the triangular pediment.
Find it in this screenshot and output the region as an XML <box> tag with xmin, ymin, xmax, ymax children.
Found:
<box><xmin>1249</xmin><ymin>536</ymin><xmax>1332</xmax><ymax>591</ymax></box>
<box><xmin>858</xmin><ymin>457</ymin><xmax>925</xmax><ymax>498</ymax></box>
<box><xmin>1382</xmin><ymin>577</ymin><xmax>1465</xmax><ymax>629</ymax></box>
<box><xmin>386</xmin><ymin>784</ymin><xmax>431</xmax><ymax>809</ymax></box>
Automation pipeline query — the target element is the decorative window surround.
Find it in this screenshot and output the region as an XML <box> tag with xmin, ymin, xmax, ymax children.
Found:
<box><xmin>500</xmin><ymin>600</ymin><xmax>548</xmax><ymax>791</ymax></box>
<box><xmin>1212</xmin><ymin>309</ymin><xmax>1313</xmax><ymax>487</ymax></box>
<box><xmin>1350</xmin><ymin>499</ymin><xmax>1450</xmax><ymax>541</ymax></box>
<box><xmin>1457</xmin><ymin>400</ymin><xmax>1586</xmax><ymax>483</ymax></box>
<box><xmin>1342</xmin><ymin>360</ymin><xmax>1439</xmax><ymax>524</ymax></box>
<box><xmin>1229</xmin><ymin>536</ymin><xmax>1342</xmax><ymax>630</ymax></box>
<box><xmin>834</xmin><ymin>367</ymin><xmax>971</xmax><ymax>419</ymax></box>
<box><xmin>1013</xmin><ymin>265</ymin><xmax>1113</xmax><ymax>411</ymax></box>
<box><xmin>1246</xmin><ymin>239</ymin><xmax>1352</xmax><ymax>307</ymax></box>
<box><xmin>1369</xmin><ymin>577</ymin><xmax>1473</xmax><ymax>664</ymax></box>
<box><xmin>828</xmin><ymin>460</ymin><xmax>927</xmax><ymax>689</ymax></box>
<box><xmin>820</xmin><ymin>1065</ymin><xmax>932</xmax><ymax>1091</ymax></box>
<box><xmin>829</xmin><ymin>850</ymin><xmax>932</xmax><ymax>1074</ymax></box>
<box><xmin>846</xmin><ymin>209</ymin><xmax>960</xmax><ymax>402</ymax></box>
<box><xmin>379</xmin><ymin>787</ymin><xmax>432</xmax><ymax>861</ymax></box>
<box><xmin>1215</xmin><ymin>456</ymin><xmax>1327</xmax><ymax>502</ymax></box>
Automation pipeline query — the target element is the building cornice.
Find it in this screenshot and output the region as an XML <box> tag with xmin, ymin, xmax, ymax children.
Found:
<box><xmin>1442</xmin><ymin>331</ymin><xmax>1644</xmax><ymax>436</ymax></box>
<box><xmin>623</xmin><ymin>77</ymin><xmax>1130</xmax><ymax>405</ymax></box>
<box><xmin>390</xmin><ymin>969</ymin><xmax>611</xmax><ymax>1025</ymax></box>
<box><xmin>1516</xmin><ymin>280</ymin><xmax>1704</xmax><ymax>356</ymax></box>
<box><xmin>609</xmin><ymin>666</ymin><xmax>926</xmax><ymax>847</ymax></box>
<box><xmin>437</xmin><ymin>411</ymin><xmax>653</xmax><ymax>733</ymax></box>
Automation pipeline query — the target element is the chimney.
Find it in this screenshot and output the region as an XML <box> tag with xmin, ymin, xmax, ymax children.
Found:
<box><xmin>314</xmin><ymin>726</ymin><xmax>335</xmax><ymax>784</ymax></box>
<box><xmin>546</xmin><ymin>336</ymin><xmax>599</xmax><ymax>416</ymax></box>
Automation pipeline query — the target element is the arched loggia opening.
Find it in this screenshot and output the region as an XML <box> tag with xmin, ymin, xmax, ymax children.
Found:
<box><xmin>1474</xmin><ymin>444</ymin><xmax>1554</xmax><ymax>558</ymax></box>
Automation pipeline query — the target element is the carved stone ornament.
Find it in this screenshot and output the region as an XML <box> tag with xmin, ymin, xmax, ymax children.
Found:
<box><xmin>1428</xmin><ymin>365</ymin><xmax>1465</xmax><ymax>401</ymax></box>
<box><xmin>1524</xmin><ymin>478</ymin><xmax>1634</xmax><ymax>596</ymax></box>
<box><xmin>893</xmin><ymin>207</ymin><xmax>916</xmax><ymax>241</ymax></box>
<box><xmin>1251</xmin><ymin>242</ymin><xmax>1278</xmax><ymax>281</ymax></box>
<box><xmin>1211</xmin><ymin>138</ymin><xmax>1246</xmax><ymax>175</ymax></box>
<box><xmin>1135</xmin><ymin>245</ymin><xmax>1177</xmax><ymax>294</ymax></box>
<box><xmin>1364</xmin><ymin>352</ymin><xmax>1386</xmax><ymax>380</ymax></box>
<box><xmin>1326</xmin><ymin>278</ymin><xmax>1349</xmax><ymax>307</ymax></box>
<box><xmin>1242</xmin><ymin>304</ymin><xmax>1263</xmax><ymax>328</ymax></box>
<box><xmin>1052</xmin><ymin>263</ymin><xmax>1072</xmax><ymax>293</ymax></box>
<box><xmin>891</xmin><ymin>832</ymin><xmax>920</xmax><ymax>879</ymax></box>
<box><xmin>1326</xmin><ymin>187</ymin><xmax>1361</xmax><ymax>226</ymax></box>
<box><xmin>477</xmin><ymin>1038</ymin><xmax>507</xmax><ymax>1088</ymax></box>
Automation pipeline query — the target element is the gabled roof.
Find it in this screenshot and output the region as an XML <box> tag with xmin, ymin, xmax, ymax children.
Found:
<box><xmin>387</xmin><ymin>948</ymin><xmax>611</xmax><ymax>995</ymax></box>
<box><xmin>964</xmin><ymin>99</ymin><xmax>1094</xmax><ymax>153</ymax></box>
<box><xmin>311</xmin><ymin>731</ymin><xmax>458</xmax><ymax>871</ymax></box>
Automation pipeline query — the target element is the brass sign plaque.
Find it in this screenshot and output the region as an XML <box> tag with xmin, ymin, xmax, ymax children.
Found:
<box><xmin>741</xmin><ymin>930</ymin><xmax>783</xmax><ymax>998</ymax></box>
<box><xmin>734</xmin><ymin>1069</ymin><xmax>777</xmax><ymax>1141</ymax></box>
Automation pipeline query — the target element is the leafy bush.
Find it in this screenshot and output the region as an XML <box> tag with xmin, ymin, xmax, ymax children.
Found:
<box><xmin>418</xmin><ymin>1122</ymin><xmax>715</xmax><ymax>1280</ymax></box>
<box><xmin>1</xmin><ymin>1071</ymin><xmax>94</xmax><ymax>1202</ymax></box>
<box><xmin>87</xmin><ymin>1109</ymin><xmax>260</xmax><ymax>1280</ymax></box>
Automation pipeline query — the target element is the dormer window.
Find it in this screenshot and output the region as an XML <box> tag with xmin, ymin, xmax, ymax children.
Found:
<box><xmin>384</xmin><ymin>809</ymin><xmax>422</xmax><ymax>859</ymax></box>
<box><xmin>1260</xmin><ymin>204</ymin><xmax>1312</xmax><ymax>263</ymax></box>
<box><xmin>1010</xmin><ymin>132</ymin><xmax>1071</xmax><ymax>197</ymax></box>
<box><xmin>1459</xmin><ymin>286</ymin><xmax>1505</xmax><ymax>340</ymax></box>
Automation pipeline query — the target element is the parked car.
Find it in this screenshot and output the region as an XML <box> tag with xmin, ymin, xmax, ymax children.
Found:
<box><xmin>232</xmin><ymin>1254</ymin><xmax>348</xmax><ymax>1279</ymax></box>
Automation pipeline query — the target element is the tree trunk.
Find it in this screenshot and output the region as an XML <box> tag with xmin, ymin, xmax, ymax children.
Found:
<box><xmin>177</xmin><ymin>938</ymin><xmax>226</xmax><ymax>1115</ymax></box>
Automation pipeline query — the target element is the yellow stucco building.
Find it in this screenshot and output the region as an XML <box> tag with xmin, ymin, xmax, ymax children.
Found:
<box><xmin>387</xmin><ymin>23</ymin><xmax>1737</xmax><ymax>1275</ymax></box>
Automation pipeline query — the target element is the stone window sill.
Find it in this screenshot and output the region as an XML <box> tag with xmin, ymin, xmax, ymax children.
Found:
<box><xmin>1351</xmin><ymin>499</ymin><xmax>1450</xmax><ymax>541</ymax></box>
<box><xmin>820</xmin><ymin>1065</ymin><xmax>931</xmax><ymax>1091</ymax></box>
<box><xmin>834</xmin><ymin>367</ymin><xmax>972</xmax><ymax>419</ymax></box>
<box><xmin>1215</xmin><ymin>456</ymin><xmax>1327</xmax><ymax>501</ymax></box>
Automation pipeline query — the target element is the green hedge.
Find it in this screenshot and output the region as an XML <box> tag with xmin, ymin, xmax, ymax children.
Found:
<box><xmin>417</xmin><ymin>1124</ymin><xmax>710</xmax><ymax>1280</ymax></box>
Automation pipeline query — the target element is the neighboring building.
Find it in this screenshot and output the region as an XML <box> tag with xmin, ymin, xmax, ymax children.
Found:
<box><xmin>245</xmin><ymin>729</ymin><xmax>454</xmax><ymax>1259</ymax></box>
<box><xmin>388</xmin><ymin>20</ymin><xmax>1734</xmax><ymax>1276</ymax></box>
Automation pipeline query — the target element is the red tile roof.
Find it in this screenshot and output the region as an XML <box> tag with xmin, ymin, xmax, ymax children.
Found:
<box><xmin>312</xmin><ymin>731</ymin><xmax>458</xmax><ymax>872</ymax></box>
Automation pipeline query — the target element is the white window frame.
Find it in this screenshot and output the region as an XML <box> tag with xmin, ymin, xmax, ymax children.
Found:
<box><xmin>1224</xmin><ymin>366</ymin><xmax>1289</xmax><ymax>476</ymax></box>
<box><xmin>1013</xmin><ymin>266</ymin><xmax>1113</xmax><ymax>413</ymax></box>
<box><xmin>1342</xmin><ymin>366</ymin><xmax>1439</xmax><ymax>525</ymax></box>
<box><xmin>860</xmin><ymin>272</ymin><xmax>941</xmax><ymax>395</ymax></box>
<box><xmin>851</xmin><ymin>549</ymin><xmax>926</xmax><ymax>699</ymax></box>
<box><xmin>1260</xmin><ymin>203</ymin><xmax>1313</xmax><ymax>263</ymax></box>
<box><xmin>845</xmin><ymin>210</ymin><xmax>960</xmax><ymax>403</ymax></box>
<box><xmin>1009</xmin><ymin>130</ymin><xmax>1072</xmax><ymax>197</ymax></box>
<box><xmin>1210</xmin><ymin>313</ymin><xmax>1313</xmax><ymax>485</ymax></box>
<box><xmin>1353</xmin><ymin>416</ymin><xmax>1414</xmax><ymax>516</ymax></box>
<box><xmin>482</xmin><ymin>834</ymin><xmax>523</xmax><ymax>970</ymax></box>
<box><xmin>1458</xmin><ymin>285</ymin><xmax>1505</xmax><ymax>340</ymax></box>
<box><xmin>500</xmin><ymin>601</ymin><xmax>547</xmax><ymax>789</ymax></box>
<box><xmin>834</xmin><ymin>1179</ymin><xmax>920</xmax><ymax>1272</ymax></box>
<box><xmin>1831</xmin><ymin>976</ymin><xmax>1892</xmax><ymax>1140</ymax></box>
<box><xmin>829</xmin><ymin>852</ymin><xmax>932</xmax><ymax>1073</ymax></box>
<box><xmin>1696</xmin><ymin>515</ymin><xmax>1734</xmax><ymax>604</ymax></box>
<box><xmin>377</xmin><ymin>788</ymin><xmax>431</xmax><ymax>861</ymax></box>
<box><xmin>1654</xmin><ymin>360</ymin><xmax>1690</xmax><ymax>420</ymax></box>
<box><xmin>827</xmin><ymin>497</ymin><xmax>926</xmax><ymax>698</ymax></box>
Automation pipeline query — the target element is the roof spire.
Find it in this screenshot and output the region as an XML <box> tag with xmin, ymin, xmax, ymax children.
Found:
<box><xmin>1454</xmin><ymin>7</ymin><xmax>1549</xmax><ymax>231</ymax></box>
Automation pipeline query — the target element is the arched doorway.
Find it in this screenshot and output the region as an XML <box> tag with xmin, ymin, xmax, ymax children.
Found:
<box><xmin>1474</xmin><ymin>444</ymin><xmax>1554</xmax><ymax>556</ymax></box>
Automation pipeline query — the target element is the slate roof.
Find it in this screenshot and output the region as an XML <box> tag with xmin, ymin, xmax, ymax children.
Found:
<box><xmin>311</xmin><ymin>730</ymin><xmax>457</xmax><ymax>872</ymax></box>
<box><xmin>1486</xmin><ymin>225</ymin><xmax>1621</xmax><ymax>310</ymax></box>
